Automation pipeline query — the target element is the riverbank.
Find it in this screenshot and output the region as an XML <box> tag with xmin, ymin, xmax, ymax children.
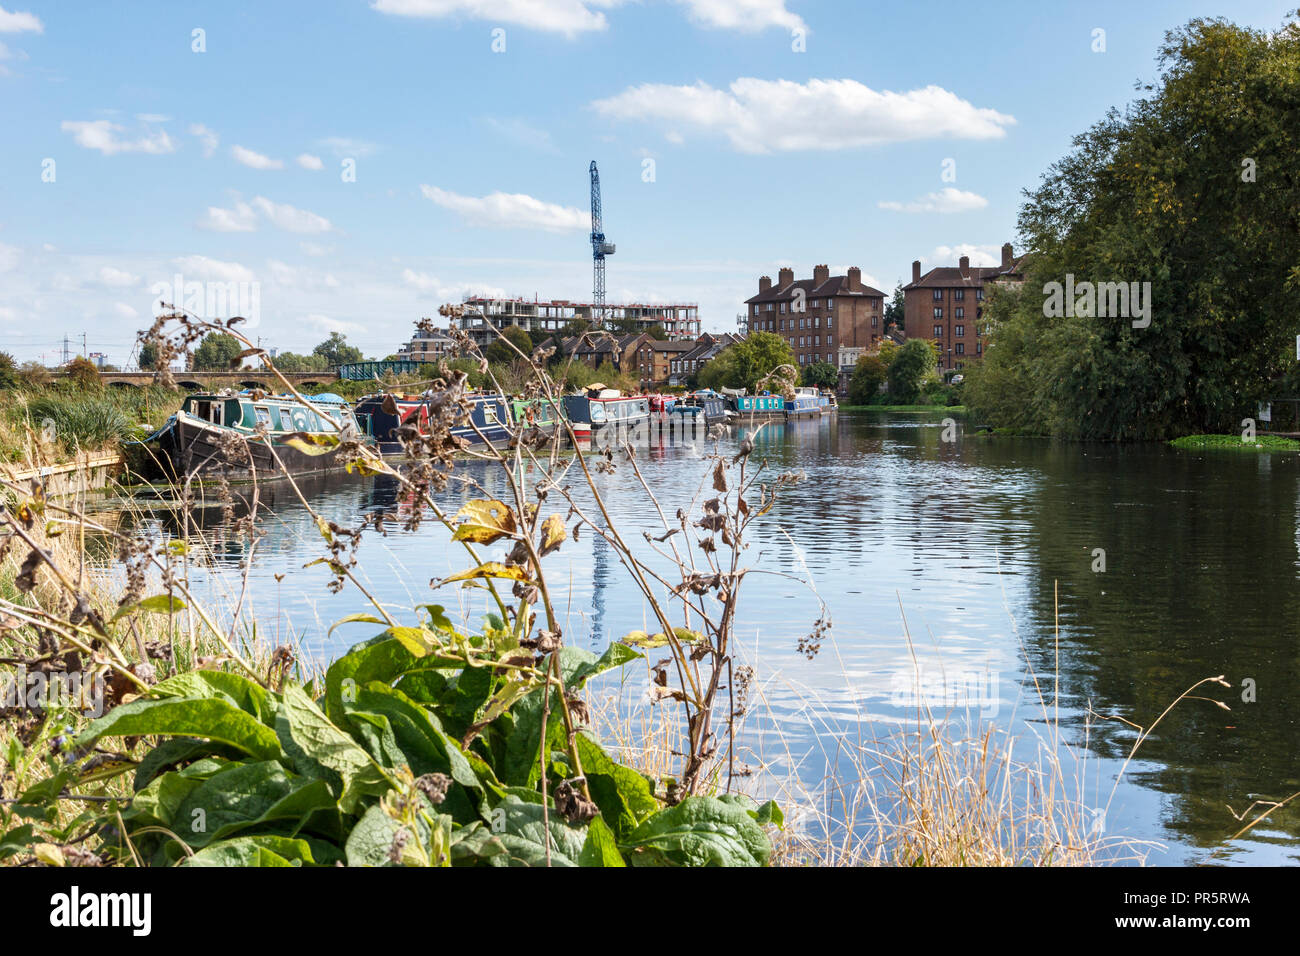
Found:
<box><xmin>1169</xmin><ymin>433</ymin><xmax>1300</xmax><ymax>452</ymax></box>
<box><xmin>841</xmin><ymin>404</ymin><xmax>967</xmax><ymax>413</ymax></box>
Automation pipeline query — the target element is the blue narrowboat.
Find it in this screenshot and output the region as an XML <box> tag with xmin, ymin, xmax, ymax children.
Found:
<box><xmin>353</xmin><ymin>392</ymin><xmax>513</xmax><ymax>454</ymax></box>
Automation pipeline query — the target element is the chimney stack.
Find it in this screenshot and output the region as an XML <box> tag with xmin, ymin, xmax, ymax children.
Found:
<box><xmin>778</xmin><ymin>267</ymin><xmax>794</xmax><ymax>288</ymax></box>
<box><xmin>912</xmin><ymin>260</ymin><xmax>921</xmax><ymax>283</ymax></box>
<box><xmin>959</xmin><ymin>255</ymin><xmax>970</xmax><ymax>277</ymax></box>
<box><xmin>813</xmin><ymin>263</ymin><xmax>830</xmax><ymax>285</ymax></box>
<box><xmin>847</xmin><ymin>266</ymin><xmax>862</xmax><ymax>291</ymax></box>
<box><xmin>759</xmin><ymin>275</ymin><xmax>772</xmax><ymax>294</ymax></box>
<box><xmin>1001</xmin><ymin>242</ymin><xmax>1013</xmax><ymax>269</ymax></box>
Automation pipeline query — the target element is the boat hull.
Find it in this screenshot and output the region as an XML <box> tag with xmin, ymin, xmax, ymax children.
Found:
<box><xmin>153</xmin><ymin>415</ymin><xmax>352</xmax><ymax>481</ymax></box>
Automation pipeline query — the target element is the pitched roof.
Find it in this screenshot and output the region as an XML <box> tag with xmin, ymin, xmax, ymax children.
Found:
<box><xmin>905</xmin><ymin>255</ymin><xmax>1030</xmax><ymax>290</ymax></box>
<box><xmin>746</xmin><ymin>275</ymin><xmax>886</xmax><ymax>305</ymax></box>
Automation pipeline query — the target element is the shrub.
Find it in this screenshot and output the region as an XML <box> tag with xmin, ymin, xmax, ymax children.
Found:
<box><xmin>25</xmin><ymin>395</ymin><xmax>132</xmax><ymax>452</ymax></box>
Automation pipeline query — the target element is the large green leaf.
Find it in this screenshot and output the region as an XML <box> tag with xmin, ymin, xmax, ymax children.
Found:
<box><xmin>579</xmin><ymin>816</ymin><xmax>626</xmax><ymax>867</ymax></box>
<box><xmin>493</xmin><ymin>796</ymin><xmax>588</xmax><ymax>867</ymax></box>
<box><xmin>132</xmin><ymin>737</ymin><xmax>242</xmax><ymax>792</ymax></box>
<box><xmin>343</xmin><ymin>800</ymin><xmax>451</xmax><ymax>867</ymax></box>
<box><xmin>575</xmin><ymin>732</ymin><xmax>658</xmax><ymax>841</ymax></box>
<box><xmin>622</xmin><ymin>796</ymin><xmax>772</xmax><ymax>867</ymax></box>
<box><xmin>79</xmin><ymin>697</ymin><xmax>283</xmax><ymax>761</ymax></box>
<box><xmin>149</xmin><ymin>670</ymin><xmax>276</xmax><ymax>725</ymax></box>
<box><xmin>324</xmin><ymin>635</ymin><xmax>466</xmax><ymax>723</ymax></box>
<box><xmin>171</xmin><ymin>760</ymin><xmax>336</xmax><ymax>849</ymax></box>
<box><xmin>182</xmin><ymin>835</ymin><xmax>319</xmax><ymax>867</ymax></box>
<box><xmin>275</xmin><ymin>683</ymin><xmax>390</xmax><ymax>813</ymax></box>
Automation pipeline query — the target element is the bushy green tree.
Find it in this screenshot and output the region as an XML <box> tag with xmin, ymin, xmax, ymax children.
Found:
<box><xmin>273</xmin><ymin>351</ymin><xmax>329</xmax><ymax>372</ymax></box>
<box><xmin>485</xmin><ymin>326</ymin><xmax>532</xmax><ymax>365</ymax></box>
<box><xmin>886</xmin><ymin>338</ymin><xmax>936</xmax><ymax>405</ymax></box>
<box><xmin>848</xmin><ymin>354</ymin><xmax>887</xmax><ymax>405</ymax></box>
<box><xmin>697</xmin><ymin>331</ymin><xmax>795</xmax><ymax>392</ymax></box>
<box><xmin>0</xmin><ymin>352</ymin><xmax>16</xmax><ymax>390</ymax></box>
<box><xmin>192</xmin><ymin>332</ymin><xmax>244</xmax><ymax>371</ymax></box>
<box><xmin>883</xmin><ymin>282</ymin><xmax>905</xmax><ymax>332</ymax></box>
<box><xmin>312</xmin><ymin>332</ymin><xmax>364</xmax><ymax>368</ymax></box>
<box><xmin>968</xmin><ymin>15</ymin><xmax>1300</xmax><ymax>439</ymax></box>
<box><xmin>802</xmin><ymin>361</ymin><xmax>839</xmax><ymax>389</ymax></box>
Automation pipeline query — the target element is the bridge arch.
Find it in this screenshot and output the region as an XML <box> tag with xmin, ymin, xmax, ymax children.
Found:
<box><xmin>107</xmin><ymin>380</ymin><xmax>140</xmax><ymax>390</ymax></box>
<box><xmin>238</xmin><ymin>379</ymin><xmax>271</xmax><ymax>390</ymax></box>
<box><xmin>175</xmin><ymin>380</ymin><xmax>204</xmax><ymax>391</ymax></box>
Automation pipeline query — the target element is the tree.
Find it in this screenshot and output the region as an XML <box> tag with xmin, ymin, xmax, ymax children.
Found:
<box><xmin>64</xmin><ymin>355</ymin><xmax>102</xmax><ymax>390</ymax></box>
<box><xmin>0</xmin><ymin>352</ymin><xmax>15</xmax><ymax>390</ymax></box>
<box><xmin>848</xmin><ymin>353</ymin><xmax>887</xmax><ymax>405</ymax></box>
<box><xmin>312</xmin><ymin>332</ymin><xmax>364</xmax><ymax>368</ymax></box>
<box><xmin>18</xmin><ymin>361</ymin><xmax>50</xmax><ymax>389</ymax></box>
<box><xmin>697</xmin><ymin>331</ymin><xmax>795</xmax><ymax>392</ymax></box>
<box><xmin>273</xmin><ymin>351</ymin><xmax>329</xmax><ymax>373</ymax></box>
<box><xmin>645</xmin><ymin>323</ymin><xmax>669</xmax><ymax>341</ymax></box>
<box><xmin>886</xmin><ymin>338</ymin><xmax>936</xmax><ymax>405</ymax></box>
<box><xmin>137</xmin><ymin>341</ymin><xmax>159</xmax><ymax>372</ymax></box>
<box><xmin>485</xmin><ymin>325</ymin><xmax>532</xmax><ymax>365</ymax></box>
<box><xmin>802</xmin><ymin>361</ymin><xmax>839</xmax><ymax>389</ymax></box>
<box><xmin>193</xmin><ymin>332</ymin><xmax>244</xmax><ymax>371</ymax></box>
<box><xmin>967</xmin><ymin>15</ymin><xmax>1300</xmax><ymax>439</ymax></box>
<box><xmin>883</xmin><ymin>282</ymin><xmax>905</xmax><ymax>332</ymax></box>
<box><xmin>558</xmin><ymin>318</ymin><xmax>592</xmax><ymax>340</ymax></box>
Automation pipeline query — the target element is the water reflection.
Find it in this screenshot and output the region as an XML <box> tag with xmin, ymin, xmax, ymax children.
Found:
<box><xmin>109</xmin><ymin>411</ymin><xmax>1300</xmax><ymax>863</ymax></box>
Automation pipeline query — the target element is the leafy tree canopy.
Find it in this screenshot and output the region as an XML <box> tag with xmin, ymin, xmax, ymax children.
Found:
<box><xmin>312</xmin><ymin>332</ymin><xmax>364</xmax><ymax>368</ymax></box>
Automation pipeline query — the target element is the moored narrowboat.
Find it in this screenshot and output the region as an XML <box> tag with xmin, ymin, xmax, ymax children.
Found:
<box><xmin>563</xmin><ymin>389</ymin><xmax>651</xmax><ymax>439</ymax></box>
<box><xmin>670</xmin><ymin>390</ymin><xmax>731</xmax><ymax>427</ymax></box>
<box><xmin>138</xmin><ymin>391</ymin><xmax>361</xmax><ymax>480</ymax></box>
<box><xmin>353</xmin><ymin>392</ymin><xmax>513</xmax><ymax>455</ymax></box>
<box><xmin>725</xmin><ymin>389</ymin><xmax>786</xmax><ymax>420</ymax></box>
<box><xmin>785</xmin><ymin>389</ymin><xmax>822</xmax><ymax>419</ymax></box>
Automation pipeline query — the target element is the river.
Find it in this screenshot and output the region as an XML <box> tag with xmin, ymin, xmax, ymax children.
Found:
<box><xmin>116</xmin><ymin>409</ymin><xmax>1300</xmax><ymax>865</ymax></box>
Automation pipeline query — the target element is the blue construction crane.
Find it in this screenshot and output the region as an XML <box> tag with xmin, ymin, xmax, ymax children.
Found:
<box><xmin>589</xmin><ymin>160</ymin><xmax>615</xmax><ymax>324</ymax></box>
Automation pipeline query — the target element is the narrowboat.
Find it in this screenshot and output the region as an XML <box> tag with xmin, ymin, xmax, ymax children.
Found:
<box><xmin>785</xmin><ymin>388</ymin><xmax>823</xmax><ymax>419</ymax></box>
<box><xmin>670</xmin><ymin>390</ymin><xmax>731</xmax><ymax>427</ymax></box>
<box><xmin>563</xmin><ymin>389</ymin><xmax>651</xmax><ymax>440</ymax></box>
<box><xmin>137</xmin><ymin>391</ymin><xmax>362</xmax><ymax>480</ymax></box>
<box><xmin>353</xmin><ymin>392</ymin><xmax>513</xmax><ymax>455</ymax></box>
<box><xmin>726</xmin><ymin>391</ymin><xmax>786</xmax><ymax>419</ymax></box>
<box><xmin>509</xmin><ymin>396</ymin><xmax>566</xmax><ymax>444</ymax></box>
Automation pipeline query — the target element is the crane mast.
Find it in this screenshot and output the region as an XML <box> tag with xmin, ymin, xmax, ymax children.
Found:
<box><xmin>589</xmin><ymin>160</ymin><xmax>615</xmax><ymax>325</ymax></box>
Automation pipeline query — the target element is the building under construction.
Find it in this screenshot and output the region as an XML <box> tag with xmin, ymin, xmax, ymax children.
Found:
<box><xmin>454</xmin><ymin>296</ymin><xmax>700</xmax><ymax>348</ymax></box>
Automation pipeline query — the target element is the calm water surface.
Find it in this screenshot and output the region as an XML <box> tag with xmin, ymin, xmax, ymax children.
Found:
<box><xmin>128</xmin><ymin>411</ymin><xmax>1300</xmax><ymax>865</ymax></box>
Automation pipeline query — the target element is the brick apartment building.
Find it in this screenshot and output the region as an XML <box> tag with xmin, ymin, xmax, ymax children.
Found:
<box><xmin>744</xmin><ymin>265</ymin><xmax>886</xmax><ymax>372</ymax></box>
<box><xmin>903</xmin><ymin>243</ymin><xmax>1026</xmax><ymax>374</ymax></box>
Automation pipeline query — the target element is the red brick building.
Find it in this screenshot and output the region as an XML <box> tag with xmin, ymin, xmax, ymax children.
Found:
<box><xmin>744</xmin><ymin>265</ymin><xmax>886</xmax><ymax>371</ymax></box>
<box><xmin>903</xmin><ymin>243</ymin><xmax>1026</xmax><ymax>374</ymax></box>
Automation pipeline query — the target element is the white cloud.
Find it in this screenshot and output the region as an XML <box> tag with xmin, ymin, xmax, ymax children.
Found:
<box><xmin>172</xmin><ymin>255</ymin><xmax>256</xmax><ymax>283</ymax></box>
<box><xmin>189</xmin><ymin>123</ymin><xmax>219</xmax><ymax>158</ymax></box>
<box><xmin>231</xmin><ymin>145</ymin><xmax>284</xmax><ymax>170</ymax></box>
<box><xmin>481</xmin><ymin>116</ymin><xmax>559</xmax><ymax>154</ymax></box>
<box><xmin>136</xmin><ymin>113</ymin><xmax>170</xmax><ymax>123</ymax></box>
<box><xmin>0</xmin><ymin>6</ymin><xmax>41</xmax><ymax>32</ymax></box>
<box><xmin>296</xmin><ymin>153</ymin><xmax>323</xmax><ymax>170</ymax></box>
<box><xmin>318</xmin><ymin>136</ymin><xmax>378</xmax><ymax>158</ymax></box>
<box><xmin>113</xmin><ymin>302</ymin><xmax>139</xmax><ymax>319</ymax></box>
<box><xmin>61</xmin><ymin>120</ymin><xmax>176</xmax><ymax>155</ymax></box>
<box><xmin>97</xmin><ymin>266</ymin><xmax>140</xmax><ymax>287</ymax></box>
<box><xmin>198</xmin><ymin>200</ymin><xmax>258</xmax><ymax>232</ymax></box>
<box><xmin>930</xmin><ymin>244</ymin><xmax>1002</xmax><ymax>267</ymax></box>
<box><xmin>420</xmin><ymin>185</ymin><xmax>588</xmax><ymax>232</ymax></box>
<box><xmin>300</xmin><ymin>241</ymin><xmax>332</xmax><ymax>257</ymax></box>
<box><xmin>592</xmin><ymin>78</ymin><xmax>1016</xmax><ymax>153</ymax></box>
<box><xmin>879</xmin><ymin>187</ymin><xmax>989</xmax><ymax>214</ymax></box>
<box><xmin>0</xmin><ymin>242</ymin><xmax>19</xmax><ymax>272</ymax></box>
<box><xmin>370</xmin><ymin>0</ymin><xmax>616</xmax><ymax>36</ymax></box>
<box><xmin>303</xmin><ymin>313</ymin><xmax>361</xmax><ymax>335</ymax></box>
<box><xmin>402</xmin><ymin>269</ymin><xmax>506</xmax><ymax>301</ymax></box>
<box><xmin>250</xmin><ymin>196</ymin><xmax>333</xmax><ymax>233</ymax></box>
<box><xmin>674</xmin><ymin>0</ymin><xmax>803</xmax><ymax>33</ymax></box>
<box><xmin>197</xmin><ymin>196</ymin><xmax>332</xmax><ymax>234</ymax></box>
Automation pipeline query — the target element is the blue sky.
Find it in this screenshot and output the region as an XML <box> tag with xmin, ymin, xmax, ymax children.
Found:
<box><xmin>0</xmin><ymin>0</ymin><xmax>1293</xmax><ymax>366</ymax></box>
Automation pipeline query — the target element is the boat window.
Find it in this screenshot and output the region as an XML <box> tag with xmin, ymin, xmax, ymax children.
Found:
<box><xmin>483</xmin><ymin>403</ymin><xmax>498</xmax><ymax>424</ymax></box>
<box><xmin>590</xmin><ymin>402</ymin><xmax>605</xmax><ymax>423</ymax></box>
<box><xmin>253</xmin><ymin>406</ymin><xmax>272</xmax><ymax>428</ymax></box>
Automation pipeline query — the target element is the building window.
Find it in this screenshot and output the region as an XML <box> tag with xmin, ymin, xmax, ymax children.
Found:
<box><xmin>766</xmin><ymin>303</ymin><xmax>773</xmax><ymax>312</ymax></box>
<box><xmin>976</xmin><ymin>289</ymin><xmax>985</xmax><ymax>301</ymax></box>
<box><xmin>828</xmin><ymin>334</ymin><xmax>834</xmax><ymax>344</ymax></box>
<box><xmin>780</xmin><ymin>302</ymin><xmax>787</xmax><ymax>313</ymax></box>
<box><xmin>933</xmin><ymin>289</ymin><xmax>942</xmax><ymax>300</ymax></box>
<box><xmin>871</xmin><ymin>316</ymin><xmax>878</xmax><ymax>327</ymax></box>
<box><xmin>933</xmin><ymin>325</ymin><xmax>943</xmax><ymax>337</ymax></box>
<box><xmin>753</xmin><ymin>305</ymin><xmax>759</xmax><ymax>315</ymax></box>
<box><xmin>976</xmin><ymin>342</ymin><xmax>983</xmax><ymax>355</ymax></box>
<box><xmin>814</xmin><ymin>335</ymin><xmax>820</xmax><ymax>346</ymax></box>
<box><xmin>955</xmin><ymin>343</ymin><xmax>965</xmax><ymax>355</ymax></box>
<box><xmin>955</xmin><ymin>325</ymin><xmax>965</xmax><ymax>337</ymax></box>
<box><xmin>827</xmin><ymin>316</ymin><xmax>833</xmax><ymax>328</ymax></box>
<box><xmin>811</xmin><ymin>299</ymin><xmax>819</xmax><ymax>308</ymax></box>
<box><xmin>955</xmin><ymin>307</ymin><xmax>964</xmax><ymax>318</ymax></box>
<box><xmin>814</xmin><ymin>315</ymin><xmax>820</xmax><ymax>327</ymax></box>
<box><xmin>798</xmin><ymin>336</ymin><xmax>805</xmax><ymax>346</ymax></box>
<box><xmin>933</xmin><ymin>308</ymin><xmax>943</xmax><ymax>318</ymax></box>
<box><xmin>954</xmin><ymin>289</ymin><xmax>964</xmax><ymax>300</ymax></box>
<box><xmin>826</xmin><ymin>300</ymin><xmax>833</xmax><ymax>311</ymax></box>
